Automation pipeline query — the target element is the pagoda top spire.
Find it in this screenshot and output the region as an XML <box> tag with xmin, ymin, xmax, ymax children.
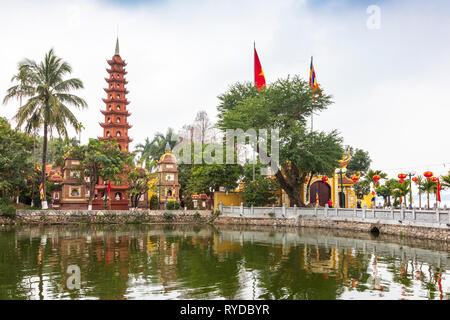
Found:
<box><xmin>115</xmin><ymin>37</ymin><xmax>120</xmax><ymax>56</ymax></box>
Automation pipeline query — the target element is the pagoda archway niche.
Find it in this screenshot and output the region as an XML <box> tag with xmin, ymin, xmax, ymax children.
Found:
<box><xmin>309</xmin><ymin>181</ymin><xmax>331</xmax><ymax>207</ymax></box>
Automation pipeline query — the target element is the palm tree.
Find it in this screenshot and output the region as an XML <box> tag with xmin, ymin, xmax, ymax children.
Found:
<box><xmin>413</xmin><ymin>175</ymin><xmax>425</xmax><ymax>209</ymax></box>
<box><xmin>150</xmin><ymin>128</ymin><xmax>178</xmax><ymax>160</ymax></box>
<box><xmin>419</xmin><ymin>179</ymin><xmax>437</xmax><ymax>210</ymax></box>
<box><xmin>392</xmin><ymin>180</ymin><xmax>411</xmax><ymax>208</ymax></box>
<box><xmin>135</xmin><ymin>137</ymin><xmax>155</xmax><ymax>170</ymax></box>
<box><xmin>3</xmin><ymin>49</ymin><xmax>87</xmax><ymax>208</ymax></box>
<box><xmin>363</xmin><ymin>169</ymin><xmax>387</xmax><ymax>185</ymax></box>
<box><xmin>440</xmin><ymin>171</ymin><xmax>450</xmax><ymax>189</ymax></box>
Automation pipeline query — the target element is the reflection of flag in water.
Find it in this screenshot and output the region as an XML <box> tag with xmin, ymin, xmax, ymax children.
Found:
<box><xmin>316</xmin><ymin>191</ymin><xmax>319</xmax><ymax>203</ymax></box>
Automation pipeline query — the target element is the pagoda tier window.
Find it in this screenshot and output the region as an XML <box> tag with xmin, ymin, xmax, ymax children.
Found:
<box><xmin>115</xmin><ymin>192</ymin><xmax>122</xmax><ymax>200</ymax></box>
<box><xmin>117</xmin><ymin>105</ymin><xmax>121</xmax><ymax>111</ymax></box>
<box><xmin>116</xmin><ymin>131</ymin><xmax>121</xmax><ymax>137</ymax></box>
<box><xmin>117</xmin><ymin>94</ymin><xmax>120</xmax><ymax>99</ymax></box>
<box><xmin>116</xmin><ymin>117</ymin><xmax>121</xmax><ymax>123</ymax></box>
<box><xmin>106</xmin><ymin>131</ymin><xmax>111</xmax><ymax>137</ymax></box>
<box><xmin>107</xmin><ymin>117</ymin><xmax>111</xmax><ymax>123</ymax></box>
<box><xmin>108</xmin><ymin>105</ymin><xmax>112</xmax><ymax>110</ymax></box>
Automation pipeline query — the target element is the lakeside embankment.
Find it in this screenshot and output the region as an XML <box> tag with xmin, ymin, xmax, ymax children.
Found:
<box><xmin>0</xmin><ymin>207</ymin><xmax>448</xmax><ymax>242</ymax></box>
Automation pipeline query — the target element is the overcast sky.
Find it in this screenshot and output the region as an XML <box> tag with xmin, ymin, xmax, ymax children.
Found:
<box><xmin>1</xmin><ymin>0</ymin><xmax>449</xmax><ymax>182</ymax></box>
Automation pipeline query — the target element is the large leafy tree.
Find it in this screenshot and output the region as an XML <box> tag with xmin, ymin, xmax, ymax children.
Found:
<box><xmin>3</xmin><ymin>49</ymin><xmax>87</xmax><ymax>208</ymax></box>
<box><xmin>69</xmin><ymin>139</ymin><xmax>130</xmax><ymax>208</ymax></box>
<box><xmin>127</xmin><ymin>167</ymin><xmax>151</xmax><ymax>209</ymax></box>
<box><xmin>241</xmin><ymin>161</ymin><xmax>279</xmax><ymax>207</ymax></box>
<box><xmin>345</xmin><ymin>146</ymin><xmax>371</xmax><ymax>177</ymax></box>
<box><xmin>217</xmin><ymin>76</ymin><xmax>343</xmax><ymax>207</ymax></box>
<box><xmin>0</xmin><ymin>117</ymin><xmax>34</xmax><ymax>200</ymax></box>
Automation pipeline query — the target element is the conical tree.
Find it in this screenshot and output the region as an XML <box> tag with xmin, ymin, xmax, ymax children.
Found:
<box><xmin>3</xmin><ymin>49</ymin><xmax>87</xmax><ymax>208</ymax></box>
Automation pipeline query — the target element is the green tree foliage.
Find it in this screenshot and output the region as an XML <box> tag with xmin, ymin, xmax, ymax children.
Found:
<box><xmin>242</xmin><ymin>177</ymin><xmax>279</xmax><ymax>207</ymax></box>
<box><xmin>135</xmin><ymin>128</ymin><xmax>178</xmax><ymax>169</ymax></box>
<box><xmin>440</xmin><ymin>171</ymin><xmax>450</xmax><ymax>190</ymax></box>
<box><xmin>3</xmin><ymin>49</ymin><xmax>87</xmax><ymax>207</ymax></box>
<box><xmin>345</xmin><ymin>146</ymin><xmax>371</xmax><ymax>176</ymax></box>
<box><xmin>68</xmin><ymin>139</ymin><xmax>130</xmax><ymax>207</ymax></box>
<box><xmin>419</xmin><ymin>179</ymin><xmax>437</xmax><ymax>209</ymax></box>
<box><xmin>0</xmin><ymin>117</ymin><xmax>34</xmax><ymax>199</ymax></box>
<box><xmin>392</xmin><ymin>180</ymin><xmax>411</xmax><ymax>208</ymax></box>
<box><xmin>127</xmin><ymin>167</ymin><xmax>151</xmax><ymax>209</ymax></box>
<box><xmin>241</xmin><ymin>161</ymin><xmax>279</xmax><ymax>207</ymax></box>
<box><xmin>149</xmin><ymin>194</ymin><xmax>159</xmax><ymax>210</ymax></box>
<box><xmin>217</xmin><ymin>76</ymin><xmax>343</xmax><ymax>207</ymax></box>
<box><xmin>166</xmin><ymin>200</ymin><xmax>181</xmax><ymax>210</ymax></box>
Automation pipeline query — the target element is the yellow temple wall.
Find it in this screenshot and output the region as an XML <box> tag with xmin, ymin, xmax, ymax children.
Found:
<box><xmin>213</xmin><ymin>192</ymin><xmax>243</xmax><ymax>211</ymax></box>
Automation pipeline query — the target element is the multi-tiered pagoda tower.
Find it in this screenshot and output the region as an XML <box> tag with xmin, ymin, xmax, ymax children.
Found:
<box><xmin>99</xmin><ymin>38</ymin><xmax>132</xmax><ymax>151</ymax></box>
<box><xmin>93</xmin><ymin>38</ymin><xmax>132</xmax><ymax>210</ymax></box>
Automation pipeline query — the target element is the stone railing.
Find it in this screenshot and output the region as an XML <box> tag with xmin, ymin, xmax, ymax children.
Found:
<box><xmin>219</xmin><ymin>203</ymin><xmax>450</xmax><ymax>229</ymax></box>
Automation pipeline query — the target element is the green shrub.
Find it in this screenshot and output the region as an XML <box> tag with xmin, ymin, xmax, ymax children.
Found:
<box><xmin>166</xmin><ymin>200</ymin><xmax>181</xmax><ymax>210</ymax></box>
<box><xmin>163</xmin><ymin>212</ymin><xmax>176</xmax><ymax>220</ymax></box>
<box><xmin>268</xmin><ymin>212</ymin><xmax>275</xmax><ymax>218</ymax></box>
<box><xmin>149</xmin><ymin>194</ymin><xmax>159</xmax><ymax>210</ymax></box>
<box><xmin>0</xmin><ymin>204</ymin><xmax>16</xmax><ymax>217</ymax></box>
<box><xmin>213</xmin><ymin>210</ymin><xmax>221</xmax><ymax>217</ymax></box>
<box><xmin>193</xmin><ymin>211</ymin><xmax>201</xmax><ymax>220</ymax></box>
<box><xmin>0</xmin><ymin>197</ymin><xmax>10</xmax><ymax>206</ymax></box>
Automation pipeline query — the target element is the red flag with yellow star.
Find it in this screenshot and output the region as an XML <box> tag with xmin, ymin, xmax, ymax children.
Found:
<box><xmin>254</xmin><ymin>45</ymin><xmax>266</xmax><ymax>90</ymax></box>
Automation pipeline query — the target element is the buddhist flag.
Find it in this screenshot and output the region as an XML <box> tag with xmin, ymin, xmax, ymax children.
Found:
<box><xmin>254</xmin><ymin>44</ymin><xmax>266</xmax><ymax>90</ymax></box>
<box><xmin>309</xmin><ymin>57</ymin><xmax>320</xmax><ymax>90</ymax></box>
<box><xmin>39</xmin><ymin>183</ymin><xmax>44</xmax><ymax>200</ymax></box>
<box><xmin>316</xmin><ymin>191</ymin><xmax>319</xmax><ymax>203</ymax></box>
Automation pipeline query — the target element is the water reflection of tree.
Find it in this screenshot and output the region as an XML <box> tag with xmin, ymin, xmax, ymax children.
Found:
<box><xmin>175</xmin><ymin>236</ymin><xmax>242</xmax><ymax>299</ymax></box>
<box><xmin>0</xmin><ymin>229</ymin><xmax>30</xmax><ymax>299</ymax></box>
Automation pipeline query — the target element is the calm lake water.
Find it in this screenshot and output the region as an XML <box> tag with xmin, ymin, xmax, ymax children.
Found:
<box><xmin>0</xmin><ymin>224</ymin><xmax>448</xmax><ymax>300</ymax></box>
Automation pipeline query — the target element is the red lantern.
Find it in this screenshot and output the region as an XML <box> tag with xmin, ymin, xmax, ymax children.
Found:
<box><xmin>398</xmin><ymin>173</ymin><xmax>407</xmax><ymax>180</ymax></box>
<box><xmin>399</xmin><ymin>178</ymin><xmax>405</xmax><ymax>184</ymax></box>
<box><xmin>412</xmin><ymin>177</ymin><xmax>418</xmax><ymax>183</ymax></box>
<box><xmin>431</xmin><ymin>177</ymin><xmax>438</xmax><ymax>182</ymax></box>
<box><xmin>351</xmin><ymin>175</ymin><xmax>359</xmax><ymax>183</ymax></box>
<box><xmin>424</xmin><ymin>171</ymin><xmax>433</xmax><ymax>179</ymax></box>
<box><xmin>322</xmin><ymin>176</ymin><xmax>329</xmax><ymax>183</ymax></box>
<box><xmin>372</xmin><ymin>175</ymin><xmax>381</xmax><ymax>184</ymax></box>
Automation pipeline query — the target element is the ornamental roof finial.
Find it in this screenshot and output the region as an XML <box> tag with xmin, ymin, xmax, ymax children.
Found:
<box><xmin>115</xmin><ymin>37</ymin><xmax>120</xmax><ymax>56</ymax></box>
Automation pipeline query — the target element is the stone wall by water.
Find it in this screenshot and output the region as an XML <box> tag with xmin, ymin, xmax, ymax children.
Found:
<box><xmin>213</xmin><ymin>216</ymin><xmax>450</xmax><ymax>242</ymax></box>
<box><xmin>1</xmin><ymin>209</ymin><xmax>448</xmax><ymax>242</ymax></box>
<box><xmin>3</xmin><ymin>209</ymin><xmax>215</xmax><ymax>225</ymax></box>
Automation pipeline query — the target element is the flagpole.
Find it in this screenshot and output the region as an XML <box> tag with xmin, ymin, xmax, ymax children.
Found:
<box><xmin>311</xmin><ymin>56</ymin><xmax>314</xmax><ymax>133</ymax></box>
<box><xmin>253</xmin><ymin>41</ymin><xmax>256</xmax><ymax>181</ymax></box>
